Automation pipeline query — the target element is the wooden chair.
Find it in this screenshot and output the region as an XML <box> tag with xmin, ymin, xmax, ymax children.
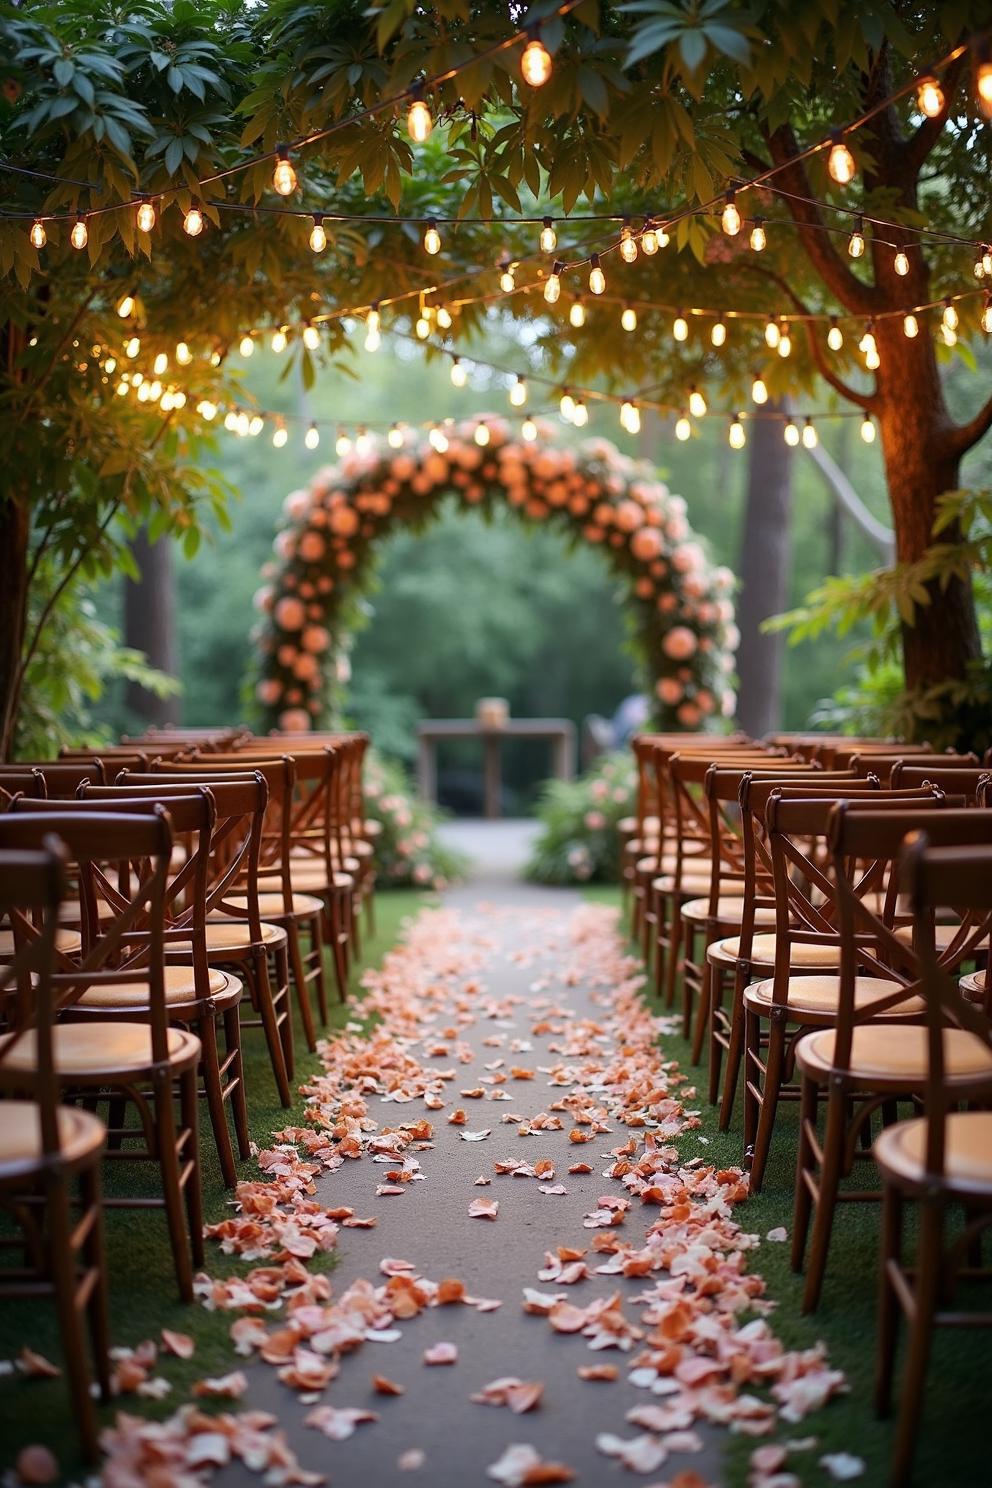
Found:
<box><xmin>8</xmin><ymin>762</ymin><xmax>108</xmax><ymax>798</ymax></box>
<box><xmin>791</xmin><ymin>802</ymin><xmax>992</xmax><ymax>1311</ymax></box>
<box><xmin>888</xmin><ymin>762</ymin><xmax>991</xmax><ymax>800</ymax></box>
<box><xmin>0</xmin><ymin>841</ymin><xmax>111</xmax><ymax>1462</ymax></box>
<box><xmin>849</xmin><ymin>751</ymin><xmax>979</xmax><ymax>781</ymax></box>
<box><xmin>0</xmin><ymin>808</ymin><xmax>203</xmax><ymax>1300</ymax></box>
<box><xmin>873</xmin><ymin>835</ymin><xmax>992</xmax><ymax>1487</ymax></box>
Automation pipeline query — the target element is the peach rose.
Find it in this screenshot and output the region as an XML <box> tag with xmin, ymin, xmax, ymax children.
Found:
<box><xmin>278</xmin><ymin>708</ymin><xmax>312</xmax><ymax>732</ymax></box>
<box><xmin>663</xmin><ymin>625</ymin><xmax>698</xmax><ymax>660</ymax></box>
<box><xmin>274</xmin><ymin>596</ymin><xmax>306</xmax><ymax>631</ymax></box>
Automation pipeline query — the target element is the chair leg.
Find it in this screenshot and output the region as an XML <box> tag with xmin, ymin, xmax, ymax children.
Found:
<box><xmin>198</xmin><ymin>1013</ymin><xmax>238</xmax><ymax>1188</ymax></box>
<box><xmin>364</xmin><ymin>882</ymin><xmax>376</xmax><ymax>937</ymax></box>
<box><xmin>286</xmin><ymin>921</ymin><xmax>318</xmax><ymax>1054</ymax></box>
<box><xmin>181</xmin><ymin>1067</ymin><xmax>205</xmax><ymax>1266</ymax></box>
<box><xmin>307</xmin><ymin>911</ymin><xmax>329</xmax><ymax>1026</ymax></box>
<box><xmin>664</xmin><ymin>903</ymin><xmax>682</xmax><ymax>1010</ymax></box>
<box><xmin>80</xmin><ymin>1162</ymin><xmax>112</xmax><ymax>1403</ymax></box>
<box><xmin>791</xmin><ymin>1074</ymin><xmax>818</xmax><ymax>1274</ymax></box>
<box><xmin>47</xmin><ymin>1176</ymin><xmax>100</xmax><ymax>1463</ymax></box>
<box><xmin>875</xmin><ymin>1183</ymin><xmax>903</xmax><ymax>1416</ymax></box>
<box><xmin>888</xmin><ymin>1199</ymin><xmax>943</xmax><ymax>1488</ymax></box>
<box><xmin>747</xmin><ymin>1014</ymin><xmax>786</xmax><ymax>1193</ymax></box>
<box><xmin>801</xmin><ymin>1086</ymin><xmax>846</xmax><ymax>1312</ymax></box>
<box><xmin>693</xmin><ymin>960</ymin><xmax>711</xmax><ymax>1068</ymax></box>
<box><xmin>254</xmin><ymin>946</ymin><xmax>292</xmax><ymax>1106</ymax></box>
<box><xmin>155</xmin><ymin>1077</ymin><xmax>195</xmax><ymax>1301</ymax></box>
<box><xmin>719</xmin><ymin>972</ymin><xmax>747</xmax><ymax>1130</ymax></box>
<box><xmin>326</xmin><ymin>892</ymin><xmax>350</xmax><ymax>1002</ymax></box>
<box><xmin>224</xmin><ymin>1004</ymin><xmax>251</xmax><ymax>1160</ymax></box>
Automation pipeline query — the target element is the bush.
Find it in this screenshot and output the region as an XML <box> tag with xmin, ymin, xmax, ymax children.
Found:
<box><xmin>525</xmin><ymin>751</ymin><xmax>635</xmax><ymax>884</ymax></box>
<box><xmin>364</xmin><ymin>752</ymin><xmax>467</xmax><ymax>890</ymax></box>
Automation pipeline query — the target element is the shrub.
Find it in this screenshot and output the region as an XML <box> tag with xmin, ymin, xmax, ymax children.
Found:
<box><xmin>525</xmin><ymin>751</ymin><xmax>635</xmax><ymax>884</ymax></box>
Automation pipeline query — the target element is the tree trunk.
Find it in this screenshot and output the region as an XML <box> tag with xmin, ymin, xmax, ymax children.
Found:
<box><xmin>124</xmin><ymin>528</ymin><xmax>180</xmax><ymax>726</ymax></box>
<box><xmin>736</xmin><ymin>399</ymin><xmax>794</xmax><ymax>738</ymax></box>
<box><xmin>0</xmin><ymin>497</ymin><xmax>30</xmax><ymax>761</ymax></box>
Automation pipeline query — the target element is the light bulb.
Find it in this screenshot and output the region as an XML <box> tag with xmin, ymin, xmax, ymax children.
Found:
<box><xmin>894</xmin><ymin>247</ymin><xmax>910</xmax><ymax>276</ymax></box>
<box><xmin>474</xmin><ymin>421</ymin><xmax>491</xmax><ymax>446</ymax></box>
<box><xmin>641</xmin><ymin>221</ymin><xmax>659</xmax><ymax>255</ymax></box>
<box><xmin>70</xmin><ymin>215</ymin><xmax>88</xmax><ymax>250</ymax></box>
<box><xmin>540</xmin><ymin>216</ymin><xmax>557</xmax><ymax>253</ymax></box>
<box><xmin>271</xmin><ymin>327</ymin><xmax>288</xmax><ymax>353</ymax></box>
<box><xmin>569</xmin><ymin>297</ymin><xmax>585</xmax><ymax>328</ymax></box>
<box><xmin>729</xmin><ymin>416</ymin><xmax>746</xmax><ymax>449</ymax></box>
<box><xmin>749</xmin><ymin>218</ymin><xmax>766</xmax><ymax>252</ymax></box>
<box><xmin>309</xmin><ymin>215</ymin><xmax>327</xmax><ymax>253</ymax></box>
<box><xmin>364</xmin><ymin>323</ymin><xmax>380</xmax><ymax>352</ymax></box>
<box><xmin>125</xmin><ymin>335</ymin><xmax>140</xmax><ymax>358</ymax></box>
<box><xmin>778</xmin><ymin>333</ymin><xmax>792</xmax><ymax>358</ymax></box>
<box><xmin>764</xmin><ymin>315</ymin><xmax>780</xmax><ymax>349</ymax></box>
<box><xmin>305</xmin><ymin>422</ymin><xmax>319</xmax><ymax>450</ymax></box>
<box><xmin>917</xmin><ymin>77</ymin><xmax>945</xmax><ymax>117</ymax></box>
<box><xmin>153</xmin><ymin>351</ymin><xmax>169</xmax><ymax>376</ymax></box>
<box><xmin>450</xmin><ymin>357</ymin><xmax>467</xmax><ymax>388</ymax></box>
<box><xmin>621</xmin><ymin>305</ymin><xmax>637</xmax><ymax>332</ymax></box>
<box><xmin>861</xmin><ymin>414</ymin><xmax>875</xmax><ymax>443</ymax></box>
<box><xmin>197</xmin><ymin>400</ymin><xmax>217</xmax><ymax>420</ymax></box>
<box><xmin>688</xmin><ymin>387</ymin><xmax>707</xmax><ymax>417</ymax></box>
<box><xmin>620</xmin><ymin>400</ymin><xmax>640</xmax><ymax>434</ymax></box>
<box><xmin>388</xmin><ymin>423</ymin><xmax>405</xmax><ymax>448</ymax></box>
<box><xmin>711</xmin><ymin>318</ymin><xmax>727</xmax><ymax>347</ymax></box>
<box><xmin>903</xmin><ymin>313</ymin><xmax>919</xmax><ymax>338</ymax></box>
<box><xmin>827</xmin><ymin>135</ymin><xmax>856</xmax><ymax>184</ymax></box>
<box><xmin>415</xmin><ymin>315</ymin><xmax>431</xmax><ymax>339</ymax></box>
<box><xmin>183</xmin><ymin>201</ymin><xmax>204</xmax><ymax>237</ymax></box>
<box><xmin>509</xmin><ymin>374</ymin><xmax>527</xmax><ymax>407</ymax></box>
<box><xmin>675</xmin><ymin>413</ymin><xmax>691</xmax><ymax>442</ymax></box>
<box><xmin>116</xmin><ymin>380</ymin><xmax>130</xmax><ymax>397</ymax></box>
<box><xmin>784</xmin><ymin>419</ymin><xmax>800</xmax><ymax>447</ymax></box>
<box><xmin>103</xmin><ymin>357</ymin><xmax>117</xmax><ymax>373</ymax></box>
<box><xmin>521</xmin><ymin>34</ymin><xmax>552</xmax><ymax>87</ymax></box>
<box><xmin>355</xmin><ymin>427</ymin><xmax>372</xmax><ymax>454</ymax></box>
<box><xmin>429</xmin><ymin>425</ymin><xmax>448</xmax><ymax>452</ymax></box>
<box><xmin>29</xmin><ymin>220</ymin><xmax>46</xmax><ymax>249</ymax></box>
<box><xmin>175</xmin><ymin>340</ymin><xmax>192</xmax><ymax>365</ymax></box>
<box><xmin>572</xmin><ymin>398</ymin><xmax>588</xmax><ymax>427</ymax></box>
<box><xmin>588</xmin><ymin>255</ymin><xmax>606</xmax><ymax>295</ymax></box>
<box><xmin>859</xmin><ymin>323</ymin><xmax>876</xmax><ymax>353</ymax></box>
<box><xmin>116</xmin><ymin>290</ymin><xmax>135</xmax><ymax>318</ymax></box>
<box><xmin>827</xmin><ymin>319</ymin><xmax>844</xmax><ymax>351</ymax></box>
<box><xmin>435</xmin><ymin>305</ymin><xmax>452</xmax><ymax>330</ymax></box>
<box><xmin>941</xmin><ymin>322</ymin><xmax>958</xmax><ymax>347</ymax></box>
<box><xmin>521</xmin><ymin>416</ymin><xmax>537</xmax><ymax>441</ymax></box>
<box><xmin>619</xmin><ymin>224</ymin><xmax>638</xmax><ymax>263</ymax></box>
<box><xmin>983</xmin><ymin>297</ymin><xmax>992</xmax><ymax>334</ymax></box>
<box><xmin>751</xmin><ymin>374</ymin><xmax>768</xmax><ymax>405</ymax></box>
<box><xmin>423</xmin><ymin>219</ymin><xmax>441</xmax><ymax>255</ymax></box>
<box><xmin>248</xmin><ymin>414</ymin><xmax>263</xmax><ymax>436</ymax></box>
<box><xmin>272</xmin><ymin>149</ymin><xmax>297</xmax><ymax>196</ymax></box>
<box><xmin>407</xmin><ymin>97</ymin><xmax>432</xmax><ymax>142</ymax></box>
<box><xmin>559</xmin><ymin>389</ymin><xmax>575</xmax><ymax>420</ymax></box>
<box><xmin>673</xmin><ymin>312</ymin><xmax>688</xmax><ymax>342</ymax></box>
<box><xmin>848</xmin><ymin>218</ymin><xmax>865</xmax><ymax>258</ymax></box>
<box><xmin>802</xmin><ymin>418</ymin><xmax>818</xmax><ymax>449</ymax></box>
<box><xmin>236</xmin><ymin>411</ymin><xmax>251</xmax><ymax>436</ymax></box>
<box><xmin>979</xmin><ymin>57</ymin><xmax>992</xmax><ymax>115</ymax></box>
<box><xmin>273</xmin><ymin>423</ymin><xmax>288</xmax><ymax>447</ymax></box>
<box><xmin>136</xmin><ymin>199</ymin><xmax>156</xmax><ymax>233</ymax></box>
<box><xmin>499</xmin><ymin>263</ymin><xmax>515</xmax><ymax>294</ymax></box>
<box><xmin>544</xmin><ymin>263</ymin><xmax>562</xmax><ymax>303</ymax></box>
<box><xmin>942</xmin><ymin>299</ymin><xmax>959</xmax><ymax>331</ymax></box>
<box><xmin>985</xmin><ymin>248</ymin><xmax>992</xmax><ymax>276</ymax></box>
<box><xmin>239</xmin><ymin>335</ymin><xmax>254</xmax><ymax>358</ymax></box>
<box><xmin>866</xmin><ymin>345</ymin><xmax>881</xmax><ymax>370</ymax></box>
<box><xmin>223</xmin><ymin>410</ymin><xmax>238</xmax><ymax>431</ymax></box>
<box><xmin>976</xmin><ymin>248</ymin><xmax>987</xmax><ymax>279</ymax></box>
<box><xmin>721</xmin><ymin>192</ymin><xmax>741</xmax><ymax>236</ymax></box>
<box><xmin>302</xmin><ymin>322</ymin><xmax>320</xmax><ymax>351</ymax></box>
<box><xmin>335</xmin><ymin>431</ymin><xmax>351</xmax><ymax>456</ymax></box>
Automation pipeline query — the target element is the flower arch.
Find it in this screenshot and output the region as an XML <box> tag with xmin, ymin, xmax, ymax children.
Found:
<box><xmin>252</xmin><ymin>419</ymin><xmax>739</xmax><ymax>731</ymax></box>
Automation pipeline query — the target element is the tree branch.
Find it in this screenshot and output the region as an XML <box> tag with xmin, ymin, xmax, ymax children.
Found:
<box><xmin>762</xmin><ymin>123</ymin><xmax>879</xmax><ymax>318</ymax></box>
<box><xmin>742</xmin><ymin>261</ymin><xmax>878</xmax><ymax>411</ymax></box>
<box><xmin>945</xmin><ymin>388</ymin><xmax>992</xmax><ymax>460</ymax></box>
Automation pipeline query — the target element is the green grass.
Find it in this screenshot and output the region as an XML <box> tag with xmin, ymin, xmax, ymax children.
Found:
<box><xmin>0</xmin><ymin>888</ymin><xmax>431</xmax><ymax>1480</ymax></box>
<box><xmin>585</xmin><ymin>884</ymin><xmax>989</xmax><ymax>1488</ymax></box>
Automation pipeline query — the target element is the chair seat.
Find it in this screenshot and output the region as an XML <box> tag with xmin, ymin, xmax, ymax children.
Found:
<box><xmin>745</xmin><ymin>974</ymin><xmax>924</xmax><ymax>1019</ymax></box>
<box><xmin>217</xmin><ymin>892</ymin><xmax>325</xmax><ymax>919</ymax></box>
<box><xmin>342</xmin><ymin>840</ymin><xmax>374</xmax><ymax>860</ymax></box>
<box><xmin>652</xmin><ymin>874</ymin><xmax>712</xmax><ymax>896</ymax></box>
<box><xmin>875</xmin><ymin>1112</ymin><xmax>992</xmax><ymax>1196</ymax></box>
<box><xmin>168</xmin><ymin>920</ymin><xmax>285</xmax><ymax>955</ymax></box>
<box><xmin>681</xmin><ymin>897</ymin><xmax>776</xmax><ymax>928</ymax></box>
<box><xmin>716</xmin><ymin>933</ymin><xmax>842</xmax><ymax>968</ymax></box>
<box><xmin>260</xmin><ymin>866</ymin><xmax>353</xmax><ymax>893</ymax></box>
<box><xmin>0</xmin><ymin>926</ymin><xmax>81</xmax><ymax>957</ymax></box>
<box><xmin>893</xmin><ymin>922</ymin><xmax>964</xmax><ymax>952</ymax></box>
<box><xmin>0</xmin><ymin>1100</ymin><xmax>105</xmax><ymax>1179</ymax></box>
<box><xmin>959</xmin><ymin>968</ymin><xmax>987</xmax><ymax>1000</ymax></box>
<box><xmin>0</xmin><ymin>1022</ymin><xmax>201</xmax><ymax>1077</ymax></box>
<box><xmin>637</xmin><ymin>854</ymin><xmax>678</xmax><ymax>874</ymax></box>
<box><xmin>75</xmin><ymin>965</ymin><xmax>233</xmax><ymax>1009</ymax></box>
<box><xmin>796</xmin><ymin>1025</ymin><xmax>992</xmax><ymax>1084</ymax></box>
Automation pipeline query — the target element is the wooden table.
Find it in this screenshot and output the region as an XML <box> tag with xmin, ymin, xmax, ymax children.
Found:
<box><xmin>416</xmin><ymin>718</ymin><xmax>576</xmax><ymax>819</ymax></box>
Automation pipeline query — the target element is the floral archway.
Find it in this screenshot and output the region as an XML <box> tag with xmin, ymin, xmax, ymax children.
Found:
<box><xmin>252</xmin><ymin>419</ymin><xmax>739</xmax><ymax>731</ymax></box>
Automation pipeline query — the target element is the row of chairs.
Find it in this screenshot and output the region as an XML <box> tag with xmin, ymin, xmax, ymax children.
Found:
<box><xmin>0</xmin><ymin>728</ymin><xmax>377</xmax><ymax>1459</ymax></box>
<box><xmin>621</xmin><ymin>731</ymin><xmax>992</xmax><ymax>1487</ymax></box>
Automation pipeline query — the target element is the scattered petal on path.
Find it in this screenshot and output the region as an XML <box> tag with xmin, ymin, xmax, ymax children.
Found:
<box><xmin>468</xmin><ymin>1197</ymin><xmax>499</xmax><ymax>1220</ymax></box>
<box><xmin>423</xmin><ymin>1342</ymin><xmax>458</xmax><ymax>1365</ymax></box>
<box><xmin>821</xmin><ymin>1454</ymin><xmax>866</xmax><ymax>1481</ymax></box>
<box><xmin>486</xmin><ymin>1443</ymin><xmax>576</xmax><ymax>1486</ymax></box>
<box><xmin>161</xmin><ymin>1330</ymin><xmax>195</xmax><ymax>1360</ymax></box>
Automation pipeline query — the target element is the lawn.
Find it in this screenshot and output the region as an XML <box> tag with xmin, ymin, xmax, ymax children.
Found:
<box><xmin>0</xmin><ymin>888</ymin><xmax>432</xmax><ymax>1480</ymax></box>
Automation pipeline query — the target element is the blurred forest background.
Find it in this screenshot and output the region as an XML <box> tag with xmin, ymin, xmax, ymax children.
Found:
<box><xmin>86</xmin><ymin>328</ymin><xmax>991</xmax><ymax>814</ymax></box>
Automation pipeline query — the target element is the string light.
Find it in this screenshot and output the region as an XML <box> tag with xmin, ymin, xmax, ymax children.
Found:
<box><xmin>569</xmin><ymin>296</ymin><xmax>585</xmax><ymax>328</ymax></box>
<box><xmin>673</xmin><ymin>311</ymin><xmax>688</xmax><ymax>342</ymax></box>
<box><xmin>916</xmin><ymin>77</ymin><xmax>945</xmax><ymax>117</ymax></box>
<box><xmin>175</xmin><ymin>340</ymin><xmax>192</xmax><ymax>365</ymax></box>
<box><xmin>688</xmin><ymin>386</ymin><xmax>707</xmax><ymax>418</ymax></box>
<box><xmin>619</xmin><ymin>222</ymin><xmax>638</xmax><ymax>263</ymax></box>
<box><xmin>540</xmin><ymin>216</ymin><xmax>557</xmax><ymax>253</ymax></box>
<box><xmin>802</xmin><ymin>417</ymin><xmax>818</xmax><ymax>449</ymax></box>
<box><xmin>861</xmin><ymin>413</ymin><xmax>876</xmax><ymax>443</ymax></box>
<box><xmin>544</xmin><ymin>260</ymin><xmax>562</xmax><ymax>303</ymax></box>
<box><xmin>116</xmin><ymin>290</ymin><xmax>136</xmax><ymax>318</ymax></box>
<box><xmin>415</xmin><ymin>310</ymin><xmax>431</xmax><ymax>338</ymax></box>
<box><xmin>521</xmin><ymin>416</ymin><xmax>538</xmax><ymax>441</ymax></box>
<box><xmin>784</xmin><ymin>418</ymin><xmax>800</xmax><ymax>447</ymax></box>
<box><xmin>309</xmin><ymin>214</ymin><xmax>327</xmax><ymax>253</ymax></box>
<box><xmin>302</xmin><ymin>322</ymin><xmax>320</xmax><ymax>351</ymax></box>
<box><xmin>764</xmin><ymin>315</ymin><xmax>780</xmax><ymax>349</ymax></box>
<box><xmin>903</xmin><ymin>312</ymin><xmax>919</xmax><ymax>338</ymax></box>
<box><xmin>474</xmin><ymin>421</ymin><xmax>491</xmax><ymax>446</ymax></box>
<box><xmin>70</xmin><ymin>214</ymin><xmax>88</xmax><ymax>250</ymax></box>
<box><xmin>641</xmin><ymin>220</ymin><xmax>659</xmax><ymax>255</ymax></box>
<box><xmin>588</xmin><ymin>254</ymin><xmax>606</xmax><ymax>294</ymax></box>
<box><xmin>29</xmin><ymin>219</ymin><xmax>46</xmax><ymax>249</ymax></box>
<box><xmin>305</xmin><ymin>421</ymin><xmax>319</xmax><ymax>450</ymax></box>
<box><xmin>711</xmin><ymin>317</ymin><xmax>727</xmax><ymax>347</ymax></box>
<box><xmin>136</xmin><ymin>198</ymin><xmax>156</xmax><ymax>233</ymax></box>
<box><xmin>272</xmin><ymin>147</ymin><xmax>297</xmax><ymax>196</ymax></box>
<box><xmin>942</xmin><ymin>298</ymin><xmax>959</xmax><ymax>332</ymax></box>
<box><xmin>197</xmin><ymin>399</ymin><xmax>217</xmax><ymax>420</ymax></box>
<box><xmin>621</xmin><ymin>304</ymin><xmax>638</xmax><ymax>332</ymax></box>
<box><xmin>509</xmin><ymin>373</ymin><xmax>528</xmax><ymax>406</ymax></box>
<box><xmin>335</xmin><ymin>430</ymin><xmax>352</xmax><ymax>456</ymax></box>
<box><xmin>728</xmin><ymin>414</ymin><xmax>746</xmax><ymax>449</ymax></box>
<box><xmin>271</xmin><ymin>327</ymin><xmax>288</xmax><ymax>353</ymax></box>
<box><xmin>620</xmin><ymin>399</ymin><xmax>641</xmax><ymax>434</ymax></box>
<box><xmin>450</xmin><ymin>356</ymin><xmax>467</xmax><ymax>387</ymax></box>
<box><xmin>239</xmin><ymin>334</ymin><xmax>254</xmax><ymax>358</ymax></box>
<box><xmin>777</xmin><ymin>325</ymin><xmax>792</xmax><ymax>358</ymax></box>
<box><xmin>273</xmin><ymin>421</ymin><xmax>288</xmax><ymax>448</ymax></box>
<box><xmin>893</xmin><ymin>247</ymin><xmax>910</xmax><ymax>276</ymax></box>
<box><xmin>827</xmin><ymin>317</ymin><xmax>844</xmax><ymax>351</ymax></box>
<box><xmin>860</xmin><ymin>320</ymin><xmax>879</xmax><ymax>368</ymax></box>
<box><xmin>984</xmin><ymin>248</ymin><xmax>992</xmax><ymax>276</ymax></box>
<box><xmin>423</xmin><ymin>219</ymin><xmax>441</xmax><ymax>255</ymax></box>
<box><xmin>979</xmin><ymin>50</ymin><xmax>992</xmax><ymax>116</ymax></box>
<box><xmin>572</xmin><ymin>397</ymin><xmax>588</xmax><ymax>427</ymax></box>
<box><xmin>429</xmin><ymin>425</ymin><xmax>449</xmax><ymax>453</ymax></box>
<box><xmin>848</xmin><ymin>216</ymin><xmax>865</xmax><ymax>258</ymax></box>
<box><xmin>520</xmin><ymin>30</ymin><xmax>552</xmax><ymax>87</ymax></box>
<box><xmin>675</xmin><ymin>412</ymin><xmax>691</xmax><ymax>442</ymax></box>
<box><xmin>827</xmin><ymin>132</ymin><xmax>856</xmax><ymax>184</ymax></box>
<box><xmin>387</xmin><ymin>423</ymin><xmax>405</xmax><ymax>448</ymax></box>
<box><xmin>153</xmin><ymin>351</ymin><xmax>169</xmax><ymax>375</ymax></box>
<box><xmin>407</xmin><ymin>93</ymin><xmax>432</xmax><ymax>142</ymax></box>
<box><xmin>721</xmin><ymin>190</ymin><xmax>742</xmax><ymax>236</ymax></box>
<box><xmin>248</xmin><ymin>414</ymin><xmax>262</xmax><ymax>436</ymax></box>
<box><xmin>559</xmin><ymin>388</ymin><xmax>575</xmax><ymax>420</ymax></box>
<box><xmin>125</xmin><ymin>336</ymin><xmax>140</xmax><ymax>358</ymax></box>
<box><xmin>975</xmin><ymin>247</ymin><xmax>987</xmax><ymax>279</ymax></box>
<box><xmin>749</xmin><ymin>217</ymin><xmax>767</xmax><ymax>252</ymax></box>
<box><xmin>983</xmin><ymin>295</ymin><xmax>992</xmax><ymax>334</ymax></box>
<box><xmin>751</xmin><ymin>373</ymin><xmax>768</xmax><ymax>405</ymax></box>
<box><xmin>499</xmin><ymin>260</ymin><xmax>516</xmax><ymax>293</ymax></box>
<box><xmin>183</xmin><ymin>200</ymin><xmax>204</xmax><ymax>237</ymax></box>
<box><xmin>436</xmin><ymin>305</ymin><xmax>453</xmax><ymax>330</ymax></box>
<box><xmin>364</xmin><ymin>304</ymin><xmax>381</xmax><ymax>352</ymax></box>
<box><xmin>941</xmin><ymin>321</ymin><xmax>958</xmax><ymax>347</ymax></box>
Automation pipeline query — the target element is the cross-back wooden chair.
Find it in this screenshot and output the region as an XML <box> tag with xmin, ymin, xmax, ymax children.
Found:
<box><xmin>0</xmin><ymin>807</ymin><xmax>203</xmax><ymax>1300</ymax></box>
<box><xmin>888</xmin><ymin>762</ymin><xmax>991</xmax><ymax>800</ymax></box>
<box><xmin>10</xmin><ymin>762</ymin><xmax>109</xmax><ymax>798</ymax></box>
<box><xmin>791</xmin><ymin>803</ymin><xmax>992</xmax><ymax>1314</ymax></box>
<box><xmin>0</xmin><ymin>840</ymin><xmax>111</xmax><ymax>1462</ymax></box>
<box><xmin>810</xmin><ymin>740</ymin><xmax>933</xmax><ymax>768</ymax></box>
<box><xmin>873</xmin><ymin>834</ymin><xmax>992</xmax><ymax>1488</ymax></box>
<box><xmin>849</xmin><ymin>751</ymin><xmax>979</xmax><ymax>781</ymax></box>
<box><xmin>0</xmin><ymin>768</ymin><xmax>47</xmax><ymax>799</ymax></box>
